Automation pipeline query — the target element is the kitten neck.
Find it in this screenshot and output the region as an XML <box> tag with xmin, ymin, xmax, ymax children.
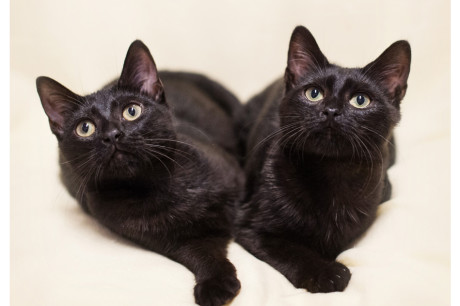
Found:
<box><xmin>274</xmin><ymin>143</ymin><xmax>386</xmax><ymax>184</ymax></box>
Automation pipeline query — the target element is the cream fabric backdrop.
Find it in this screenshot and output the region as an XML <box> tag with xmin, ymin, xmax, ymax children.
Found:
<box><xmin>11</xmin><ymin>0</ymin><xmax>450</xmax><ymax>305</ymax></box>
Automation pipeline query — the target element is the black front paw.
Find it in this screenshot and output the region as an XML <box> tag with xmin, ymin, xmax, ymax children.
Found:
<box><xmin>301</xmin><ymin>261</ymin><xmax>351</xmax><ymax>293</ymax></box>
<box><xmin>194</xmin><ymin>275</ymin><xmax>241</xmax><ymax>306</ymax></box>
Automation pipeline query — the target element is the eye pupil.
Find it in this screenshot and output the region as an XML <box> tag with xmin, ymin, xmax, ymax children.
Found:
<box><xmin>311</xmin><ymin>89</ymin><xmax>319</xmax><ymax>98</ymax></box>
<box><xmin>356</xmin><ymin>95</ymin><xmax>365</xmax><ymax>105</ymax></box>
<box><xmin>128</xmin><ymin>107</ymin><xmax>136</xmax><ymax>116</ymax></box>
<box><xmin>82</xmin><ymin>122</ymin><xmax>89</xmax><ymax>133</ymax></box>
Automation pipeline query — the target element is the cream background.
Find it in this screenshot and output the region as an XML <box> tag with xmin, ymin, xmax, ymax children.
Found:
<box><xmin>11</xmin><ymin>0</ymin><xmax>450</xmax><ymax>305</ymax></box>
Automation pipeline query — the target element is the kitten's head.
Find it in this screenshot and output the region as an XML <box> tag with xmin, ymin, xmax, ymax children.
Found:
<box><xmin>280</xmin><ymin>26</ymin><xmax>411</xmax><ymax>158</ymax></box>
<box><xmin>37</xmin><ymin>40</ymin><xmax>175</xmax><ymax>185</ymax></box>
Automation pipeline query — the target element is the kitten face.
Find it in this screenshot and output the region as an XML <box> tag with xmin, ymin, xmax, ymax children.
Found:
<box><xmin>59</xmin><ymin>90</ymin><xmax>174</xmax><ymax>181</ymax></box>
<box><xmin>280</xmin><ymin>26</ymin><xmax>410</xmax><ymax>158</ymax></box>
<box><xmin>37</xmin><ymin>40</ymin><xmax>174</xmax><ymax>184</ymax></box>
<box><xmin>280</xmin><ymin>66</ymin><xmax>400</xmax><ymax>157</ymax></box>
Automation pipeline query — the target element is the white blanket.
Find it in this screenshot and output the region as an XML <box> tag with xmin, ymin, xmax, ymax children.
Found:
<box><xmin>11</xmin><ymin>0</ymin><xmax>450</xmax><ymax>305</ymax></box>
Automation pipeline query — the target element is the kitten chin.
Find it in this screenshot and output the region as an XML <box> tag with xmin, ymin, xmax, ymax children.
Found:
<box><xmin>236</xmin><ymin>25</ymin><xmax>410</xmax><ymax>293</ymax></box>
<box><xmin>104</xmin><ymin>153</ymin><xmax>143</xmax><ymax>178</ymax></box>
<box><xmin>103</xmin><ymin>147</ymin><xmax>154</xmax><ymax>178</ymax></box>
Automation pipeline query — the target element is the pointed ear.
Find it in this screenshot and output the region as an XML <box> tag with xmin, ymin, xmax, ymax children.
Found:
<box><xmin>363</xmin><ymin>40</ymin><xmax>411</xmax><ymax>105</ymax></box>
<box><xmin>285</xmin><ymin>26</ymin><xmax>329</xmax><ymax>89</ymax></box>
<box><xmin>36</xmin><ymin>76</ymin><xmax>84</xmax><ymax>138</ymax></box>
<box><xmin>118</xmin><ymin>40</ymin><xmax>165</xmax><ymax>102</ymax></box>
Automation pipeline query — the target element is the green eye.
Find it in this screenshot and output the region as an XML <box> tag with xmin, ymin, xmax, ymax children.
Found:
<box><xmin>76</xmin><ymin>120</ymin><xmax>96</xmax><ymax>137</ymax></box>
<box><xmin>305</xmin><ymin>87</ymin><xmax>324</xmax><ymax>102</ymax></box>
<box><xmin>349</xmin><ymin>94</ymin><xmax>371</xmax><ymax>108</ymax></box>
<box><xmin>123</xmin><ymin>104</ymin><xmax>142</xmax><ymax>121</ymax></box>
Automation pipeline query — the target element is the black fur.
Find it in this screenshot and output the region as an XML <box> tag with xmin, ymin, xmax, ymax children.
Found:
<box><xmin>36</xmin><ymin>40</ymin><xmax>244</xmax><ymax>306</ymax></box>
<box><xmin>235</xmin><ymin>26</ymin><xmax>411</xmax><ymax>293</ymax></box>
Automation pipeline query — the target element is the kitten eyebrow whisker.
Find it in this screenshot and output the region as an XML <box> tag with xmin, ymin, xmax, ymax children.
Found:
<box><xmin>51</xmin><ymin>92</ymin><xmax>86</xmax><ymax>108</ymax></box>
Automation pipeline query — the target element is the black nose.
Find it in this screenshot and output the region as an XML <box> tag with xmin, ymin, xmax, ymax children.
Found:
<box><xmin>322</xmin><ymin>107</ymin><xmax>340</xmax><ymax>120</ymax></box>
<box><xmin>102</xmin><ymin>128</ymin><xmax>122</xmax><ymax>145</ymax></box>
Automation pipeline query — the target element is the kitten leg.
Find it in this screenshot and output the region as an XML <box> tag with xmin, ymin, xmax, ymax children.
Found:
<box><xmin>237</xmin><ymin>231</ymin><xmax>351</xmax><ymax>293</ymax></box>
<box><xmin>166</xmin><ymin>237</ymin><xmax>240</xmax><ymax>306</ymax></box>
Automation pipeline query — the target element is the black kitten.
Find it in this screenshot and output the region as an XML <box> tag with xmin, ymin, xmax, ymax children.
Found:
<box><xmin>36</xmin><ymin>40</ymin><xmax>244</xmax><ymax>306</ymax></box>
<box><xmin>236</xmin><ymin>26</ymin><xmax>411</xmax><ymax>293</ymax></box>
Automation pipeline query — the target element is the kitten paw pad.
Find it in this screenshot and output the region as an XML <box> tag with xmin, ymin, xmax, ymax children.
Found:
<box><xmin>302</xmin><ymin>262</ymin><xmax>351</xmax><ymax>293</ymax></box>
<box><xmin>194</xmin><ymin>275</ymin><xmax>241</xmax><ymax>306</ymax></box>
